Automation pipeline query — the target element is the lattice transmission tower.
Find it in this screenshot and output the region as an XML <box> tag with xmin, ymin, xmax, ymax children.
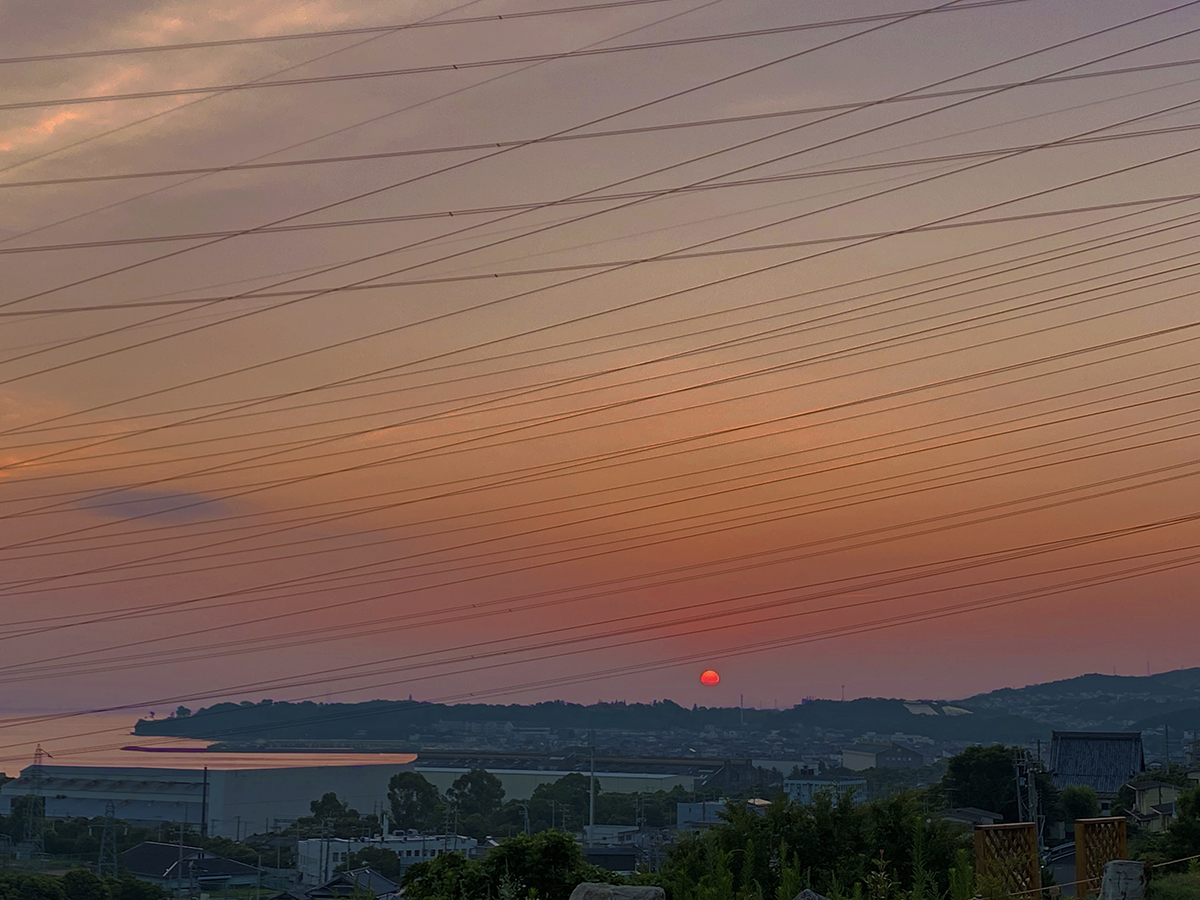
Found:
<box><xmin>21</xmin><ymin>745</ymin><xmax>48</xmax><ymax>859</ymax></box>
<box><xmin>97</xmin><ymin>800</ymin><xmax>120</xmax><ymax>878</ymax></box>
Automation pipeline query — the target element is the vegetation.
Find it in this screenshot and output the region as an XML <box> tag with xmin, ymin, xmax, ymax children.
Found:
<box><xmin>659</xmin><ymin>792</ymin><xmax>966</xmax><ymax>900</ymax></box>
<box><xmin>133</xmin><ymin>696</ymin><xmax>1048</xmax><ymax>744</ymax></box>
<box><xmin>1059</xmin><ymin>784</ymin><xmax>1100</xmax><ymax>822</ymax></box>
<box><xmin>1133</xmin><ymin>786</ymin><xmax>1200</xmax><ymax>869</ymax></box>
<box><xmin>402</xmin><ymin>830</ymin><xmax>618</xmax><ymax>900</ymax></box>
<box><xmin>935</xmin><ymin>745</ymin><xmax>1059</xmax><ymax>822</ymax></box>
<box><xmin>0</xmin><ymin>869</ymin><xmax>167</xmax><ymax>900</ymax></box>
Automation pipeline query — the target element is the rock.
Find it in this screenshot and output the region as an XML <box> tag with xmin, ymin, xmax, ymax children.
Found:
<box><xmin>792</xmin><ymin>891</ymin><xmax>835</xmax><ymax>900</ymax></box>
<box><xmin>568</xmin><ymin>884</ymin><xmax>666</xmax><ymax>900</ymax></box>
<box><xmin>1099</xmin><ymin>860</ymin><xmax>1146</xmax><ymax>900</ymax></box>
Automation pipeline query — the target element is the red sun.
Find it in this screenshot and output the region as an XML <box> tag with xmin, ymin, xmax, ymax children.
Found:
<box><xmin>700</xmin><ymin>669</ymin><xmax>720</xmax><ymax>686</ymax></box>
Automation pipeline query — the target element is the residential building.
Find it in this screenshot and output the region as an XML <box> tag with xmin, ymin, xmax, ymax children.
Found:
<box><xmin>119</xmin><ymin>841</ymin><xmax>260</xmax><ymax>890</ymax></box>
<box><xmin>1125</xmin><ymin>780</ymin><xmax>1182</xmax><ymax>833</ymax></box>
<box><xmin>306</xmin><ymin>867</ymin><xmax>399</xmax><ymax>899</ymax></box>
<box><xmin>1049</xmin><ymin>732</ymin><xmax>1145</xmax><ymax>812</ymax></box>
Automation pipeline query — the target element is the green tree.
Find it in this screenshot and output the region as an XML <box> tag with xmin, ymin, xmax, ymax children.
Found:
<box><xmin>1059</xmin><ymin>785</ymin><xmax>1100</xmax><ymax>823</ymax></box>
<box><xmin>287</xmin><ymin>791</ymin><xmax>379</xmax><ymax>838</ymax></box>
<box><xmin>402</xmin><ymin>850</ymin><xmax>490</xmax><ymax>900</ymax></box>
<box><xmin>389</xmin><ymin>772</ymin><xmax>443</xmax><ymax>832</ymax></box>
<box><xmin>0</xmin><ymin>871</ymin><xmax>66</xmax><ymax>900</ymax></box>
<box><xmin>448</xmin><ymin>768</ymin><xmax>505</xmax><ymax>818</ymax></box>
<box><xmin>1162</xmin><ymin>786</ymin><xmax>1200</xmax><ymax>862</ymax></box>
<box><xmin>61</xmin><ymin>869</ymin><xmax>111</xmax><ymax>900</ymax></box>
<box><xmin>104</xmin><ymin>875</ymin><xmax>169</xmax><ymax>900</ymax></box>
<box><xmin>939</xmin><ymin>745</ymin><xmax>1056</xmax><ymax>823</ymax></box>
<box><xmin>531</xmin><ymin>773</ymin><xmax>596</xmax><ymax>832</ymax></box>
<box><xmin>482</xmin><ymin>830</ymin><xmax>613</xmax><ymax>900</ymax></box>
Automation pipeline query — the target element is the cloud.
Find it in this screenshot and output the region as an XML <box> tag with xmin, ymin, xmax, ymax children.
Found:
<box><xmin>74</xmin><ymin>488</ymin><xmax>236</xmax><ymax>523</ymax></box>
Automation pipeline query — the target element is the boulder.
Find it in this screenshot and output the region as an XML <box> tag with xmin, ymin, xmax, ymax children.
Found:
<box><xmin>792</xmin><ymin>891</ymin><xmax>835</xmax><ymax>900</ymax></box>
<box><xmin>568</xmin><ymin>884</ymin><xmax>666</xmax><ymax>900</ymax></box>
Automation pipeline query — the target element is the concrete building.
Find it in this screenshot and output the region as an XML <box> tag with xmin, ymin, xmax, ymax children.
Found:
<box><xmin>783</xmin><ymin>775</ymin><xmax>867</xmax><ymax>805</ymax></box>
<box><xmin>297</xmin><ymin>833</ymin><xmax>478</xmax><ymax>885</ymax></box>
<box><xmin>841</xmin><ymin>742</ymin><xmax>924</xmax><ymax>771</ymax></box>
<box><xmin>0</xmin><ymin>752</ymin><xmax>727</xmax><ymax>838</ymax></box>
<box><xmin>0</xmin><ymin>762</ymin><xmax>412</xmax><ymax>838</ymax></box>
<box><xmin>676</xmin><ymin>798</ymin><xmax>770</xmax><ymax>831</ymax></box>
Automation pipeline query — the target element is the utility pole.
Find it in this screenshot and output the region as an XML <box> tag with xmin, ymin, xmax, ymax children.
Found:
<box><xmin>178</xmin><ymin>821</ymin><xmax>185</xmax><ymax>898</ymax></box>
<box><xmin>588</xmin><ymin>733</ymin><xmax>596</xmax><ymax>846</ymax></box>
<box><xmin>200</xmin><ymin>768</ymin><xmax>209</xmax><ymax>838</ymax></box>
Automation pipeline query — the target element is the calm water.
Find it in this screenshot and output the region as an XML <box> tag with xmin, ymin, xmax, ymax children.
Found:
<box><xmin>0</xmin><ymin>710</ymin><xmax>415</xmax><ymax>774</ymax></box>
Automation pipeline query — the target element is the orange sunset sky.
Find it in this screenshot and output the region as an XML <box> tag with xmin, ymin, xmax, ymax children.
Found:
<box><xmin>0</xmin><ymin>0</ymin><xmax>1197</xmax><ymax>716</ymax></box>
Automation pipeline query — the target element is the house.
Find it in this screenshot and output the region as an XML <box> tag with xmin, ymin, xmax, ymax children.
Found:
<box><xmin>1124</xmin><ymin>780</ymin><xmax>1182</xmax><ymax>833</ymax></box>
<box><xmin>1049</xmin><ymin>732</ymin><xmax>1145</xmax><ymax>812</ymax></box>
<box><xmin>119</xmin><ymin>841</ymin><xmax>260</xmax><ymax>889</ymax></box>
<box><xmin>306</xmin><ymin>867</ymin><xmax>399</xmax><ymax>899</ymax></box>
<box><xmin>841</xmin><ymin>742</ymin><xmax>925</xmax><ymax>771</ymax></box>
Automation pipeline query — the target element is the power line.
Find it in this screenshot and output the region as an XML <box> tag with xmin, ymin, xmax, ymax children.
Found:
<box><xmin>5</xmin><ymin>58</ymin><xmax>1196</xmax><ymax>193</ymax></box>
<box><xmin>3</xmin><ymin>16</ymin><xmax>1015</xmax><ymax>112</ymax></box>
<box><xmin>9</xmin><ymin>188</ymin><xmax>1197</xmax><ymax>446</ymax></box>
<box><xmin>0</xmin><ymin>0</ymin><xmax>1024</xmax><ymax>66</ymax></box>
<box><xmin>9</xmin><ymin>219</ymin><xmax>1200</xmax><ymax>500</ymax></box>
<box><xmin>10</xmin><ymin>124</ymin><xmax>1200</xmax><ymax>258</ymax></box>
<box><xmin>7</xmin><ymin>2</ymin><xmax>1194</xmax><ymax>453</ymax></box>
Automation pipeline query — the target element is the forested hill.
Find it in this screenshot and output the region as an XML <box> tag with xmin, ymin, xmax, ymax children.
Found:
<box><xmin>133</xmin><ymin>695</ymin><xmax>1047</xmax><ymax>743</ymax></box>
<box><xmin>960</xmin><ymin>667</ymin><xmax>1200</xmax><ymax>731</ymax></box>
<box><xmin>132</xmin><ymin>668</ymin><xmax>1200</xmax><ymax>744</ymax></box>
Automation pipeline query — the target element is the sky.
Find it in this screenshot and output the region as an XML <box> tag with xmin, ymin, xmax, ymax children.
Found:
<box><xmin>1</xmin><ymin>0</ymin><xmax>1198</xmax><ymax>724</ymax></box>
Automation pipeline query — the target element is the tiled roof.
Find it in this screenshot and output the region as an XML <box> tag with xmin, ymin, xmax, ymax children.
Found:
<box><xmin>1049</xmin><ymin>731</ymin><xmax>1144</xmax><ymax>795</ymax></box>
<box><xmin>120</xmin><ymin>841</ymin><xmax>204</xmax><ymax>878</ymax></box>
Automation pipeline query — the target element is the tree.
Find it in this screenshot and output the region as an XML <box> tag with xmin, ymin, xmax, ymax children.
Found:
<box><xmin>389</xmin><ymin>772</ymin><xmax>442</xmax><ymax>832</ymax></box>
<box><xmin>287</xmin><ymin>791</ymin><xmax>379</xmax><ymax>838</ymax></box>
<box><xmin>939</xmin><ymin>745</ymin><xmax>1056</xmax><ymax>823</ymax></box>
<box><xmin>1060</xmin><ymin>785</ymin><xmax>1100</xmax><ymax>823</ymax></box>
<box><xmin>1162</xmin><ymin>786</ymin><xmax>1200</xmax><ymax>862</ymax></box>
<box><xmin>61</xmin><ymin>870</ymin><xmax>110</xmax><ymax>900</ymax></box>
<box><xmin>447</xmin><ymin>768</ymin><xmax>505</xmax><ymax>819</ymax></box>
<box><xmin>402</xmin><ymin>851</ymin><xmax>489</xmax><ymax>900</ymax></box>
<box><xmin>0</xmin><ymin>872</ymin><xmax>66</xmax><ymax>900</ymax></box>
<box><xmin>105</xmin><ymin>876</ymin><xmax>169</xmax><ymax>900</ymax></box>
<box><xmin>531</xmin><ymin>773</ymin><xmax>595</xmax><ymax>831</ymax></box>
<box><xmin>481</xmin><ymin>830</ymin><xmax>613</xmax><ymax>900</ymax></box>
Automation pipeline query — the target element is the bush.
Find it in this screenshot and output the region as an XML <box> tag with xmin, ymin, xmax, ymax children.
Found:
<box><xmin>1147</xmin><ymin>871</ymin><xmax>1200</xmax><ymax>900</ymax></box>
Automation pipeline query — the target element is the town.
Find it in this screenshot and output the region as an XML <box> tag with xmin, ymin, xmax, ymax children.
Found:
<box><xmin>2</xmin><ymin>669</ymin><xmax>1199</xmax><ymax>899</ymax></box>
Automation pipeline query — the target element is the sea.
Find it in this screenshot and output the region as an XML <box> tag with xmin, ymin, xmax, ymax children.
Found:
<box><xmin>0</xmin><ymin>710</ymin><xmax>415</xmax><ymax>775</ymax></box>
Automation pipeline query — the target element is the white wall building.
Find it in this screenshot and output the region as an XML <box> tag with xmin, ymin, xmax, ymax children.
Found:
<box><xmin>0</xmin><ymin>762</ymin><xmax>414</xmax><ymax>839</ymax></box>
<box><xmin>297</xmin><ymin>833</ymin><xmax>479</xmax><ymax>885</ymax></box>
